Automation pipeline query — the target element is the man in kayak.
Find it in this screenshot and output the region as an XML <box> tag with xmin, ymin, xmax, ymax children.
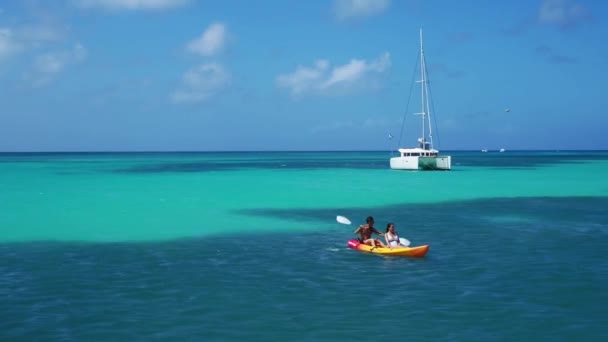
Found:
<box><xmin>354</xmin><ymin>216</ymin><xmax>386</xmax><ymax>248</ymax></box>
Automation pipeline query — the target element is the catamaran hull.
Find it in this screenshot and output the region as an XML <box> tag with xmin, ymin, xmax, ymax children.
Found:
<box><xmin>390</xmin><ymin>156</ymin><xmax>451</xmax><ymax>170</ymax></box>
<box><xmin>390</xmin><ymin>156</ymin><xmax>419</xmax><ymax>170</ymax></box>
<box><xmin>419</xmin><ymin>156</ymin><xmax>451</xmax><ymax>170</ymax></box>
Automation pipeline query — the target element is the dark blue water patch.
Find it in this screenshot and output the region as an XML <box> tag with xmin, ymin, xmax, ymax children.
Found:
<box><xmin>0</xmin><ymin>152</ymin><xmax>124</xmax><ymax>164</ymax></box>
<box><xmin>115</xmin><ymin>159</ymin><xmax>387</xmax><ymax>173</ymax></box>
<box><xmin>3</xmin><ymin>151</ymin><xmax>608</xmax><ymax>172</ymax></box>
<box><xmin>115</xmin><ymin>152</ymin><xmax>608</xmax><ymax>174</ymax></box>
<box><xmin>453</xmin><ymin>152</ymin><xmax>606</xmax><ymax>168</ymax></box>
<box><xmin>237</xmin><ymin>196</ymin><xmax>608</xmax><ymax>233</ymax></box>
<box><xmin>2</xmin><ymin>208</ymin><xmax>607</xmax><ymax>340</ymax></box>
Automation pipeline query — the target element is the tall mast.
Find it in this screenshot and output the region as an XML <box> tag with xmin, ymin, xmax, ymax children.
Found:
<box><xmin>415</xmin><ymin>28</ymin><xmax>434</xmax><ymax>150</ymax></box>
<box><xmin>419</xmin><ymin>28</ymin><xmax>425</xmax><ymax>149</ymax></box>
<box><xmin>423</xmin><ymin>31</ymin><xmax>433</xmax><ymax>150</ymax></box>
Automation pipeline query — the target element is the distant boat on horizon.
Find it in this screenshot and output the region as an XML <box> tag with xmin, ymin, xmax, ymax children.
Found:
<box><xmin>500</xmin><ymin>148</ymin><xmax>506</xmax><ymax>152</ymax></box>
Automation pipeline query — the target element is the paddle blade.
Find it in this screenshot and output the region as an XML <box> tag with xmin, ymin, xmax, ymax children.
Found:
<box><xmin>336</xmin><ymin>216</ymin><xmax>352</xmax><ymax>225</ymax></box>
<box><xmin>399</xmin><ymin>237</ymin><xmax>411</xmax><ymax>247</ymax></box>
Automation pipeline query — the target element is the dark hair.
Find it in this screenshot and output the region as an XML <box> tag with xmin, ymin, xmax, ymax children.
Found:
<box><xmin>386</xmin><ymin>222</ymin><xmax>394</xmax><ymax>232</ymax></box>
<box><xmin>366</xmin><ymin>216</ymin><xmax>374</xmax><ymax>224</ymax></box>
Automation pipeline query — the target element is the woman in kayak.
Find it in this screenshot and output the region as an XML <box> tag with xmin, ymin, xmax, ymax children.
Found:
<box><xmin>354</xmin><ymin>216</ymin><xmax>386</xmax><ymax>248</ymax></box>
<box><xmin>384</xmin><ymin>222</ymin><xmax>400</xmax><ymax>249</ymax></box>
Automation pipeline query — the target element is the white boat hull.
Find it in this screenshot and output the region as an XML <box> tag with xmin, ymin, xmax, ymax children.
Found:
<box><xmin>390</xmin><ymin>156</ymin><xmax>419</xmax><ymax>170</ymax></box>
<box><xmin>390</xmin><ymin>156</ymin><xmax>451</xmax><ymax>170</ymax></box>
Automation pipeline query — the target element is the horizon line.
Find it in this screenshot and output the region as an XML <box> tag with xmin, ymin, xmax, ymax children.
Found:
<box><xmin>1</xmin><ymin>149</ymin><xmax>608</xmax><ymax>154</ymax></box>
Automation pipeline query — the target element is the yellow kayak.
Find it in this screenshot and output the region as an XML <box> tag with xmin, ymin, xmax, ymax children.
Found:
<box><xmin>347</xmin><ymin>239</ymin><xmax>429</xmax><ymax>257</ymax></box>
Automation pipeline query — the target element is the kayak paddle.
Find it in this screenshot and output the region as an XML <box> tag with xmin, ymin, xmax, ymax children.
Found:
<box><xmin>399</xmin><ymin>237</ymin><xmax>411</xmax><ymax>247</ymax></box>
<box><xmin>336</xmin><ymin>215</ymin><xmax>352</xmax><ymax>225</ymax></box>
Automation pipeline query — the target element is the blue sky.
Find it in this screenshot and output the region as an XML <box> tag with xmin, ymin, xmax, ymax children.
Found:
<box><xmin>0</xmin><ymin>0</ymin><xmax>606</xmax><ymax>151</ymax></box>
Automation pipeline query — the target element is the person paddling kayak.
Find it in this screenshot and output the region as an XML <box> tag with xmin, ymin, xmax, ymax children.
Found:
<box><xmin>354</xmin><ymin>216</ymin><xmax>386</xmax><ymax>248</ymax></box>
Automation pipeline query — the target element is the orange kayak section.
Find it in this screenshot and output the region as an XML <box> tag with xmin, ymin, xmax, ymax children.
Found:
<box><xmin>347</xmin><ymin>239</ymin><xmax>429</xmax><ymax>257</ymax></box>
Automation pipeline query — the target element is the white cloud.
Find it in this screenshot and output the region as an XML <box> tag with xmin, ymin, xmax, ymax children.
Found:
<box><xmin>276</xmin><ymin>52</ymin><xmax>391</xmax><ymax>96</ymax></box>
<box><xmin>0</xmin><ymin>28</ymin><xmax>22</xmax><ymax>61</ymax></box>
<box><xmin>186</xmin><ymin>23</ymin><xmax>227</xmax><ymax>57</ymax></box>
<box><xmin>538</xmin><ymin>0</ymin><xmax>590</xmax><ymax>29</ymax></box>
<box><xmin>323</xmin><ymin>52</ymin><xmax>389</xmax><ymax>88</ymax></box>
<box><xmin>2</xmin><ymin>23</ymin><xmax>80</xmax><ymax>85</ymax></box>
<box><xmin>275</xmin><ymin>59</ymin><xmax>329</xmax><ymax>95</ymax></box>
<box><xmin>74</xmin><ymin>0</ymin><xmax>190</xmax><ymax>11</ymax></box>
<box><xmin>171</xmin><ymin>63</ymin><xmax>230</xmax><ymax>104</ymax></box>
<box><xmin>27</xmin><ymin>44</ymin><xmax>87</xmax><ymax>87</ymax></box>
<box><xmin>334</xmin><ymin>0</ymin><xmax>391</xmax><ymax>20</ymax></box>
<box><xmin>1</xmin><ymin>24</ymin><xmax>69</xmax><ymax>63</ymax></box>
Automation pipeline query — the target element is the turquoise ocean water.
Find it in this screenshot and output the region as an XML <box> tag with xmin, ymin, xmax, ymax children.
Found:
<box><xmin>1</xmin><ymin>151</ymin><xmax>607</xmax><ymax>340</ymax></box>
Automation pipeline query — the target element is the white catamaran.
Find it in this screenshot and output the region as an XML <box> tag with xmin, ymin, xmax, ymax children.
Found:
<box><xmin>390</xmin><ymin>29</ymin><xmax>451</xmax><ymax>171</ymax></box>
